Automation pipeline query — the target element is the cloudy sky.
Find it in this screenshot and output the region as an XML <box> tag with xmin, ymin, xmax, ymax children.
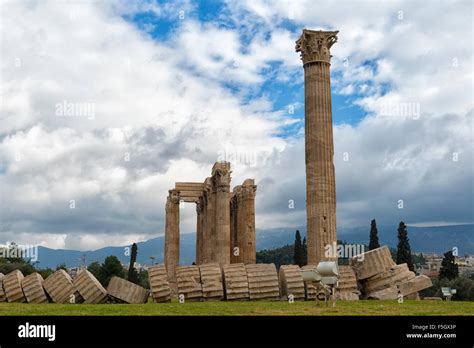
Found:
<box><xmin>0</xmin><ymin>0</ymin><xmax>472</xmax><ymax>251</ymax></box>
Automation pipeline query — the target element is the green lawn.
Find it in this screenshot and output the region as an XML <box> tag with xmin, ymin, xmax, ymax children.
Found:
<box><xmin>0</xmin><ymin>300</ymin><xmax>472</xmax><ymax>316</ymax></box>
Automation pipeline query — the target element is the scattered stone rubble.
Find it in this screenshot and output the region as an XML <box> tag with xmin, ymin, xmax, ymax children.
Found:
<box><xmin>0</xmin><ymin>247</ymin><xmax>433</xmax><ymax>304</ymax></box>
<box><xmin>351</xmin><ymin>246</ymin><xmax>432</xmax><ymax>300</ymax></box>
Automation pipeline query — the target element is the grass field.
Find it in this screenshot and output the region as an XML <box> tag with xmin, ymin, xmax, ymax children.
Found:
<box><xmin>0</xmin><ymin>300</ymin><xmax>472</xmax><ymax>316</ymax></box>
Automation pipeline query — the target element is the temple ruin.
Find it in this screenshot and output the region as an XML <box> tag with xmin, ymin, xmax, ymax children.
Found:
<box><xmin>164</xmin><ymin>162</ymin><xmax>257</xmax><ymax>282</ymax></box>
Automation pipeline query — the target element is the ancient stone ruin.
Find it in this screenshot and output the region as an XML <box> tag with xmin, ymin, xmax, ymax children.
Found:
<box><xmin>296</xmin><ymin>29</ymin><xmax>339</xmax><ymax>265</ymax></box>
<box><xmin>351</xmin><ymin>246</ymin><xmax>432</xmax><ymax>300</ymax></box>
<box><xmin>164</xmin><ymin>162</ymin><xmax>257</xmax><ymax>284</ymax></box>
<box><xmin>0</xmin><ymin>30</ymin><xmax>434</xmax><ymax>307</ymax></box>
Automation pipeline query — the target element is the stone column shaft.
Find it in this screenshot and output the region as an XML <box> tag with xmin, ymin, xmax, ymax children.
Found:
<box><xmin>164</xmin><ymin>190</ymin><xmax>180</xmax><ymax>281</ymax></box>
<box><xmin>196</xmin><ymin>199</ymin><xmax>204</xmax><ymax>264</ymax></box>
<box><xmin>241</xmin><ymin>181</ymin><xmax>256</xmax><ymax>264</ymax></box>
<box><xmin>211</xmin><ymin>162</ymin><xmax>231</xmax><ymax>265</ymax></box>
<box><xmin>296</xmin><ymin>29</ymin><xmax>338</xmax><ymax>264</ymax></box>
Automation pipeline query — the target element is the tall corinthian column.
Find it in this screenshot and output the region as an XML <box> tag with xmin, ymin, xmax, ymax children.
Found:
<box><xmin>164</xmin><ymin>189</ymin><xmax>180</xmax><ymax>281</ymax></box>
<box><xmin>296</xmin><ymin>29</ymin><xmax>338</xmax><ymax>265</ymax></box>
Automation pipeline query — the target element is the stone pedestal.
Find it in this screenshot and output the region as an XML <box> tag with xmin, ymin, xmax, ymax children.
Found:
<box><xmin>296</xmin><ymin>30</ymin><xmax>338</xmax><ymax>264</ymax></box>
<box><xmin>21</xmin><ymin>272</ymin><xmax>48</xmax><ymax>303</ymax></box>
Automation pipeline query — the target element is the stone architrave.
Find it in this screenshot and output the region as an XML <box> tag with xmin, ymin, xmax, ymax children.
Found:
<box><xmin>107</xmin><ymin>276</ymin><xmax>150</xmax><ymax>304</ymax></box>
<box><xmin>21</xmin><ymin>272</ymin><xmax>48</xmax><ymax>303</ymax></box>
<box><xmin>43</xmin><ymin>269</ymin><xmax>84</xmax><ymax>304</ymax></box>
<box><xmin>296</xmin><ymin>29</ymin><xmax>339</xmax><ymax>264</ymax></box>
<box><xmin>222</xmin><ymin>263</ymin><xmax>249</xmax><ymax>301</ymax></box>
<box><xmin>73</xmin><ymin>269</ymin><xmax>108</xmax><ymax>304</ymax></box>
<box><xmin>3</xmin><ymin>270</ymin><xmax>26</xmax><ymax>303</ymax></box>
<box><xmin>0</xmin><ymin>273</ymin><xmax>6</xmax><ymax>302</ymax></box>
<box><xmin>148</xmin><ymin>264</ymin><xmax>171</xmax><ymax>303</ymax></box>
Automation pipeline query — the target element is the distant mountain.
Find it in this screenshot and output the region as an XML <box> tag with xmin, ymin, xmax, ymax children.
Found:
<box><xmin>35</xmin><ymin>224</ymin><xmax>473</xmax><ymax>269</ymax></box>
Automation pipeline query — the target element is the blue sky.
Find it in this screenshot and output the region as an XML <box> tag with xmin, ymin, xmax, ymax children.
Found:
<box><xmin>124</xmin><ymin>0</ymin><xmax>368</xmax><ymax>134</ymax></box>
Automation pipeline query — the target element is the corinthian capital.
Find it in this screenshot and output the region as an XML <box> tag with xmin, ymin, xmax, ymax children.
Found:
<box><xmin>295</xmin><ymin>29</ymin><xmax>338</xmax><ymax>65</ymax></box>
<box><xmin>168</xmin><ymin>189</ymin><xmax>180</xmax><ymax>204</ymax></box>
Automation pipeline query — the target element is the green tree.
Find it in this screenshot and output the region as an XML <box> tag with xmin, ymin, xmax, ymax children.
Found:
<box><xmin>369</xmin><ymin>219</ymin><xmax>380</xmax><ymax>250</ymax></box>
<box><xmin>293</xmin><ymin>230</ymin><xmax>304</xmax><ymax>266</ymax></box>
<box><xmin>396</xmin><ymin>221</ymin><xmax>414</xmax><ymax>272</ymax></box>
<box><xmin>439</xmin><ymin>250</ymin><xmax>459</xmax><ymax>280</ymax></box>
<box><xmin>127</xmin><ymin>243</ymin><xmax>140</xmax><ymax>285</ymax></box>
<box><xmin>100</xmin><ymin>255</ymin><xmax>125</xmax><ymax>287</ymax></box>
<box><xmin>87</xmin><ymin>261</ymin><xmax>103</xmax><ymax>283</ymax></box>
<box><xmin>420</xmin><ymin>276</ymin><xmax>473</xmax><ymax>301</ymax></box>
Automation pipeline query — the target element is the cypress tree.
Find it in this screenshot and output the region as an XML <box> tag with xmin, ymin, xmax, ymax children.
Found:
<box><xmin>127</xmin><ymin>243</ymin><xmax>139</xmax><ymax>284</ymax></box>
<box><xmin>293</xmin><ymin>230</ymin><xmax>304</xmax><ymax>267</ymax></box>
<box><xmin>369</xmin><ymin>219</ymin><xmax>380</xmax><ymax>250</ymax></box>
<box><xmin>439</xmin><ymin>250</ymin><xmax>459</xmax><ymax>280</ymax></box>
<box><xmin>396</xmin><ymin>221</ymin><xmax>414</xmax><ymax>272</ymax></box>
<box><xmin>302</xmin><ymin>237</ymin><xmax>307</xmax><ymax>265</ymax></box>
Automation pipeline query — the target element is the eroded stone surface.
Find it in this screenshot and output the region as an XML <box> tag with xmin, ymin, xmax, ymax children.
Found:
<box><xmin>350</xmin><ymin>246</ymin><xmax>396</xmax><ymax>280</ymax></box>
<box><xmin>397</xmin><ymin>275</ymin><xmax>432</xmax><ymax>296</ymax></box>
<box><xmin>279</xmin><ymin>265</ymin><xmax>305</xmax><ymax>301</ymax></box>
<box><xmin>3</xmin><ymin>270</ymin><xmax>26</xmax><ymax>303</ymax></box>
<box><xmin>43</xmin><ymin>269</ymin><xmax>83</xmax><ymax>304</ymax></box>
<box><xmin>296</xmin><ymin>29</ymin><xmax>339</xmax><ymax>264</ymax></box>
<box><xmin>0</xmin><ymin>273</ymin><xmax>6</xmax><ymax>302</ymax></box>
<box><xmin>148</xmin><ymin>264</ymin><xmax>171</xmax><ymax>303</ymax></box>
<box><xmin>21</xmin><ymin>272</ymin><xmax>48</xmax><ymax>303</ymax></box>
<box><xmin>107</xmin><ymin>276</ymin><xmax>149</xmax><ymax>304</ymax></box>
<box><xmin>222</xmin><ymin>263</ymin><xmax>249</xmax><ymax>301</ymax></box>
<box><xmin>176</xmin><ymin>265</ymin><xmax>202</xmax><ymax>301</ymax></box>
<box><xmin>246</xmin><ymin>264</ymin><xmax>280</xmax><ymax>300</ymax></box>
<box><xmin>73</xmin><ymin>269</ymin><xmax>108</xmax><ymax>304</ymax></box>
<box><xmin>199</xmin><ymin>263</ymin><xmax>224</xmax><ymax>301</ymax></box>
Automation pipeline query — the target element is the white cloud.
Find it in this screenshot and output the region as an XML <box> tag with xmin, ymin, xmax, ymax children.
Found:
<box><xmin>0</xmin><ymin>0</ymin><xmax>472</xmax><ymax>251</ymax></box>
